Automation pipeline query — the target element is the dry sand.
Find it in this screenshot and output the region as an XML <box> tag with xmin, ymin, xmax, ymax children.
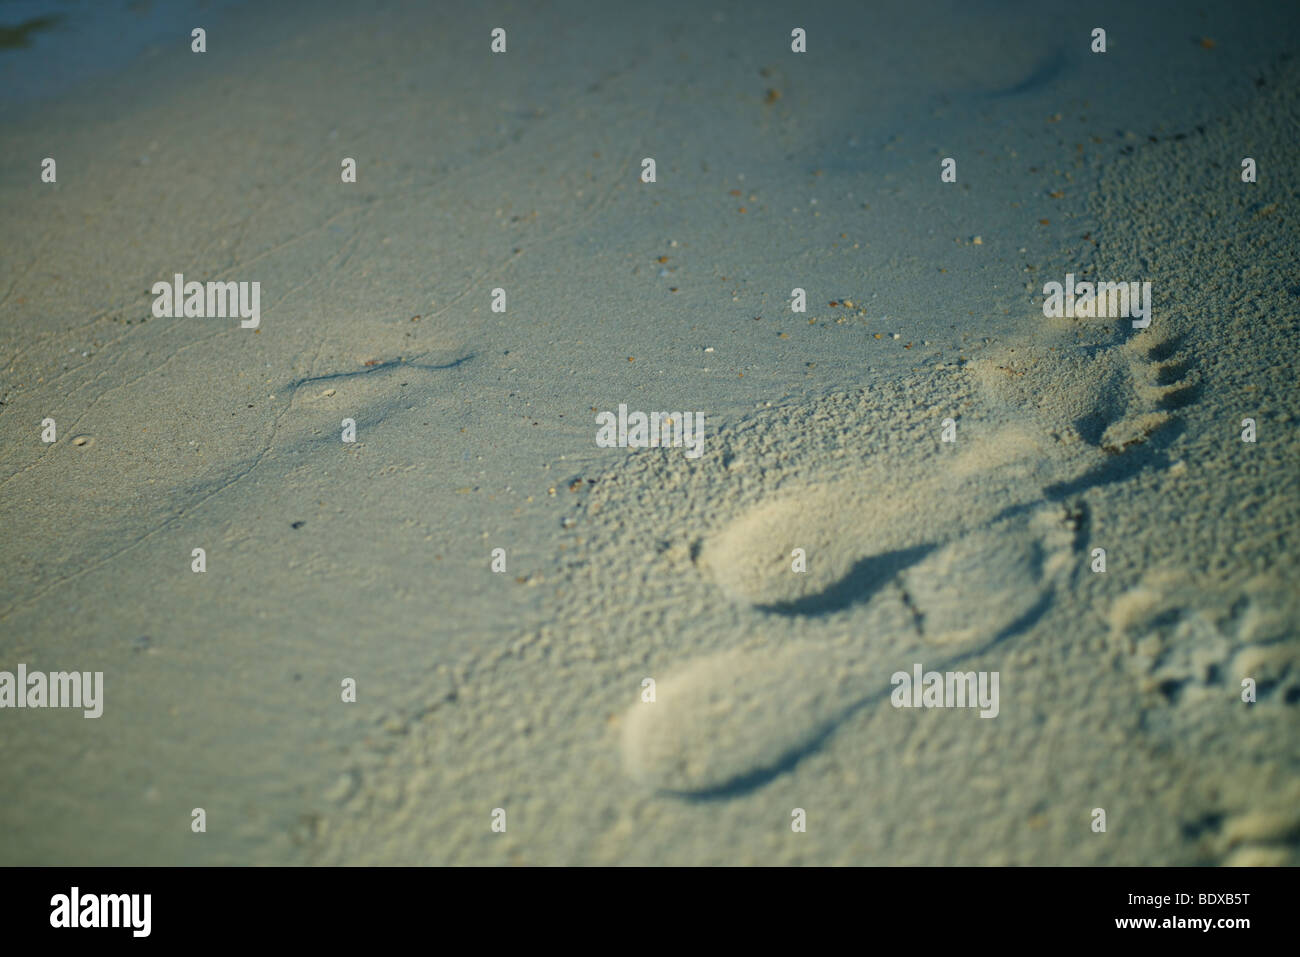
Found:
<box><xmin>1</xmin><ymin>0</ymin><xmax>1297</xmax><ymax>864</ymax></box>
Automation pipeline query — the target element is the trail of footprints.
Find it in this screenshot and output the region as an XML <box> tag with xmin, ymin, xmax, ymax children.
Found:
<box><xmin>309</xmin><ymin>287</ymin><xmax>1277</xmax><ymax>861</ymax></box>
<box><xmin>620</xmin><ymin>323</ymin><xmax>1204</xmax><ymax>796</ymax></box>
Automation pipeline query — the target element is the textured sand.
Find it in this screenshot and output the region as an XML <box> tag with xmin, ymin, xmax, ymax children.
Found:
<box><xmin>1</xmin><ymin>0</ymin><xmax>1297</xmax><ymax>865</ymax></box>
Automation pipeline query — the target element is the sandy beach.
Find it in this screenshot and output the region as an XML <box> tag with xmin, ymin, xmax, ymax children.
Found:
<box><xmin>1</xmin><ymin>0</ymin><xmax>1298</xmax><ymax>865</ymax></box>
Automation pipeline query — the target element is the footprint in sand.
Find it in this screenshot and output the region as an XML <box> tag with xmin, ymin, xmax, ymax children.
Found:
<box><xmin>1108</xmin><ymin>567</ymin><xmax>1300</xmax><ymax>718</ymax></box>
<box><xmin>619</xmin><ymin>324</ymin><xmax>1198</xmax><ymax>797</ymax></box>
<box><xmin>623</xmin><ymin>512</ymin><xmax>1060</xmax><ymax>796</ymax></box>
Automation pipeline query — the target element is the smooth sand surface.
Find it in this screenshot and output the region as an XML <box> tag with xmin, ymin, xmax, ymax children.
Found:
<box><xmin>1</xmin><ymin>0</ymin><xmax>1297</xmax><ymax>864</ymax></box>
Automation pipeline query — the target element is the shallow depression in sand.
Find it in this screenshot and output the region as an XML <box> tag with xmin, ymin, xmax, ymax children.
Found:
<box><xmin>620</xmin><ymin>643</ymin><xmax>861</xmax><ymax>795</ymax></box>
<box><xmin>896</xmin><ymin>519</ymin><xmax>1053</xmax><ymax>645</ymax></box>
<box><xmin>699</xmin><ymin>485</ymin><xmax>924</xmax><ymax>611</ymax></box>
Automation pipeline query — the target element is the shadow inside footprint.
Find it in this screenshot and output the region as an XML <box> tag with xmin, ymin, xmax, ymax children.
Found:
<box><xmin>1043</xmin><ymin>420</ymin><xmax>1185</xmax><ymax>501</ymax></box>
<box><xmin>664</xmin><ymin>719</ymin><xmax>850</xmax><ymax>802</ymax></box>
<box><xmin>757</xmin><ymin>543</ymin><xmax>936</xmax><ymax>617</ymax></box>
